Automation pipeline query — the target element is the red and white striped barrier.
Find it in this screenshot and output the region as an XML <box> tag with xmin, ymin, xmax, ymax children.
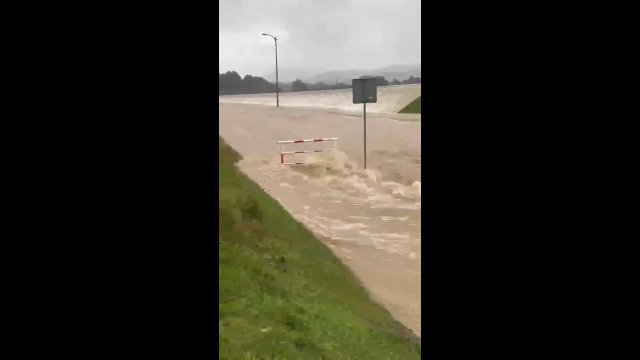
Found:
<box><xmin>277</xmin><ymin>138</ymin><xmax>339</xmax><ymax>144</ymax></box>
<box><xmin>277</xmin><ymin>137</ymin><xmax>338</xmax><ymax>165</ymax></box>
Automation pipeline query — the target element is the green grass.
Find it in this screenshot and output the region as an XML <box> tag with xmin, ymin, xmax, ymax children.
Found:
<box><xmin>219</xmin><ymin>136</ymin><xmax>421</xmax><ymax>359</ymax></box>
<box><xmin>399</xmin><ymin>96</ymin><xmax>421</xmax><ymax>114</ymax></box>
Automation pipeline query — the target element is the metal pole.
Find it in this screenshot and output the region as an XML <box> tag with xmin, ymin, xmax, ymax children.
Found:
<box><xmin>364</xmin><ymin>102</ymin><xmax>367</xmax><ymax>169</ymax></box>
<box><xmin>263</xmin><ymin>33</ymin><xmax>279</xmax><ymax>108</ymax></box>
<box><xmin>275</xmin><ymin>38</ymin><xmax>279</xmax><ymax>107</ymax></box>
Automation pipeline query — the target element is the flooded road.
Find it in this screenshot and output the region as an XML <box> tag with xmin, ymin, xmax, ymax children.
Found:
<box><xmin>219</xmin><ymin>96</ymin><xmax>422</xmax><ymax>336</ymax></box>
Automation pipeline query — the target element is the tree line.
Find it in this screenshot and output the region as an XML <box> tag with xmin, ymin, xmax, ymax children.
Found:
<box><xmin>219</xmin><ymin>71</ymin><xmax>279</xmax><ymax>95</ymax></box>
<box><xmin>219</xmin><ymin>71</ymin><xmax>421</xmax><ymax>95</ymax></box>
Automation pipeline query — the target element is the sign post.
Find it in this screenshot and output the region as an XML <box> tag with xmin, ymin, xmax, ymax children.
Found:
<box><xmin>352</xmin><ymin>78</ymin><xmax>378</xmax><ymax>169</ymax></box>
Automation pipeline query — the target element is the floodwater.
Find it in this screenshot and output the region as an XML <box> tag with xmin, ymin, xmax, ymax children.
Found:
<box><xmin>219</xmin><ymin>84</ymin><xmax>421</xmax><ymax>115</ymax></box>
<box><xmin>219</xmin><ymin>86</ymin><xmax>422</xmax><ymax>336</ymax></box>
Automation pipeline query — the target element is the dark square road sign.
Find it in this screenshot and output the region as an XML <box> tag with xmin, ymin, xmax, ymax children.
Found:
<box><xmin>352</xmin><ymin>78</ymin><xmax>377</xmax><ymax>104</ymax></box>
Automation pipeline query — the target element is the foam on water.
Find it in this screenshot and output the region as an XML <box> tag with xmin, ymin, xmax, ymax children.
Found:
<box><xmin>242</xmin><ymin>150</ymin><xmax>421</xmax><ymax>260</ymax></box>
<box><xmin>219</xmin><ymin>84</ymin><xmax>421</xmax><ymax>114</ymax></box>
<box><xmin>290</xmin><ymin>150</ymin><xmax>421</xmax><ymax>209</ymax></box>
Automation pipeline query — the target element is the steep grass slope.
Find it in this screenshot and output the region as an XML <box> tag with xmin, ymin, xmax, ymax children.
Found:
<box><xmin>218</xmin><ymin>136</ymin><xmax>421</xmax><ymax>359</ymax></box>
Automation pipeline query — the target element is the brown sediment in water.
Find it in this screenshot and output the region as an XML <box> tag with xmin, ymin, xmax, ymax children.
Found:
<box><xmin>219</xmin><ymin>84</ymin><xmax>421</xmax><ymax>115</ymax></box>
<box><xmin>316</xmin><ymin>234</ymin><xmax>421</xmax><ymax>337</ymax></box>
<box><xmin>220</xmin><ymin>100</ymin><xmax>421</xmax><ymax>337</ymax></box>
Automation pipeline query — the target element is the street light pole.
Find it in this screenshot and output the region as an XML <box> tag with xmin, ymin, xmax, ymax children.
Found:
<box><xmin>262</xmin><ymin>33</ymin><xmax>279</xmax><ymax>107</ymax></box>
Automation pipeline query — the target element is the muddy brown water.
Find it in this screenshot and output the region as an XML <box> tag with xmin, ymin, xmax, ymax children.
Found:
<box><xmin>219</xmin><ymin>100</ymin><xmax>421</xmax><ymax>337</ymax></box>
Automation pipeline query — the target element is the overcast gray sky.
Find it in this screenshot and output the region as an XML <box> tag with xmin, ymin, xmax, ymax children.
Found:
<box><xmin>219</xmin><ymin>0</ymin><xmax>421</xmax><ymax>79</ymax></box>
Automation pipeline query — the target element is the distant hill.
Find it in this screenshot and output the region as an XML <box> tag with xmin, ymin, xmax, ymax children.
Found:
<box><xmin>264</xmin><ymin>63</ymin><xmax>421</xmax><ymax>84</ymax></box>
<box><xmin>261</xmin><ymin>67</ymin><xmax>321</xmax><ymax>83</ymax></box>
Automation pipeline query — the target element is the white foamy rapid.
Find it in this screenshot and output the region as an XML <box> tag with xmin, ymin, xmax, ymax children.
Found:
<box><xmin>240</xmin><ymin>150</ymin><xmax>421</xmax><ymax>261</ymax></box>
<box><xmin>219</xmin><ymin>84</ymin><xmax>421</xmax><ymax>115</ymax></box>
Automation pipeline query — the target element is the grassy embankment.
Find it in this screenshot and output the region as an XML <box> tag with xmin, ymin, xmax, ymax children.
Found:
<box><xmin>219</xmin><ymin>136</ymin><xmax>421</xmax><ymax>359</ymax></box>
<box><xmin>399</xmin><ymin>96</ymin><xmax>421</xmax><ymax>114</ymax></box>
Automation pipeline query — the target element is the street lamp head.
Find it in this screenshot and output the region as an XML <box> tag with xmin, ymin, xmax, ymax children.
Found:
<box><xmin>262</xmin><ymin>33</ymin><xmax>267</xmax><ymax>36</ymax></box>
